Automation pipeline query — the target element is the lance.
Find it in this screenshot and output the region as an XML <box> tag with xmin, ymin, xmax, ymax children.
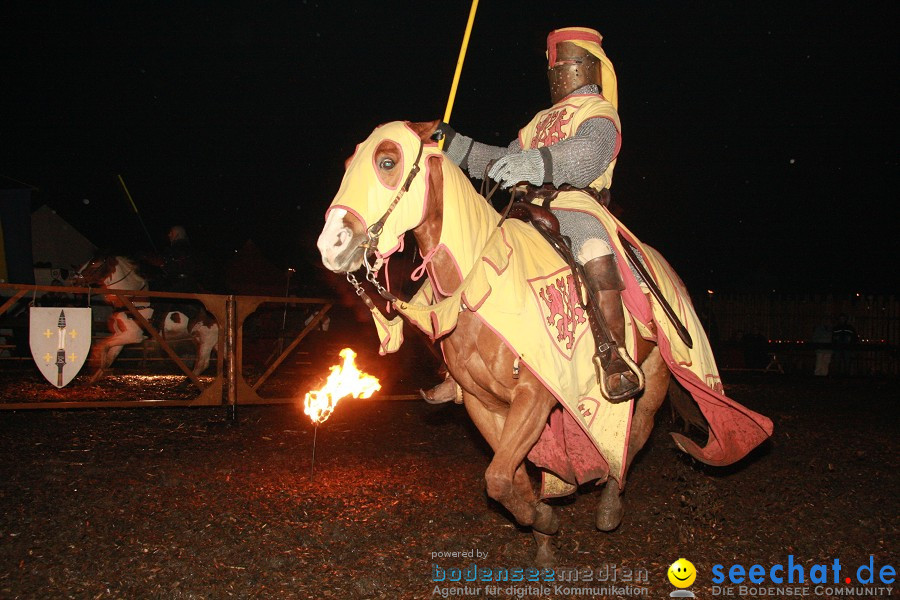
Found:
<box><xmin>439</xmin><ymin>0</ymin><xmax>479</xmax><ymax>150</ymax></box>
<box><xmin>56</xmin><ymin>310</ymin><xmax>67</xmax><ymax>387</ymax></box>
<box><xmin>117</xmin><ymin>174</ymin><xmax>159</xmax><ymax>254</ymax></box>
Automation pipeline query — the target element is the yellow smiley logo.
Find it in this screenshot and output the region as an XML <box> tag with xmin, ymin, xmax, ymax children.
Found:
<box><xmin>668</xmin><ymin>558</ymin><xmax>697</xmax><ymax>588</ymax></box>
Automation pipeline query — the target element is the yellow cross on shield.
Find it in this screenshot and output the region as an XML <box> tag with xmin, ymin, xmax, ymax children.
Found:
<box><xmin>29</xmin><ymin>307</ymin><xmax>92</xmax><ymax>388</ymax></box>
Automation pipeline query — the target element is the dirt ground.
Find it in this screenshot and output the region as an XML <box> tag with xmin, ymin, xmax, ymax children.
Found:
<box><xmin>0</xmin><ymin>370</ymin><xmax>897</xmax><ymax>599</ymax></box>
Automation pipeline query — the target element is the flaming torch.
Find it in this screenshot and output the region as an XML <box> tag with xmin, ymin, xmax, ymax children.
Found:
<box><xmin>304</xmin><ymin>348</ymin><xmax>381</xmax><ymax>477</ymax></box>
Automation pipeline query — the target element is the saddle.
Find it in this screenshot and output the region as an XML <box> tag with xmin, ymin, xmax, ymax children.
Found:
<box><xmin>506</xmin><ymin>201</ymin><xmax>562</xmax><ymax>237</ymax></box>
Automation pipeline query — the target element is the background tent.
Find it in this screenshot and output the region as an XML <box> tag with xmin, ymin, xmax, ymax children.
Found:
<box><xmin>30</xmin><ymin>204</ymin><xmax>96</xmax><ymax>285</ymax></box>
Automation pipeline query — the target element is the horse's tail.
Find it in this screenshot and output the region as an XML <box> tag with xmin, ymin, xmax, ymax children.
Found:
<box><xmin>667</xmin><ymin>377</ymin><xmax>709</xmax><ymax>435</ymax></box>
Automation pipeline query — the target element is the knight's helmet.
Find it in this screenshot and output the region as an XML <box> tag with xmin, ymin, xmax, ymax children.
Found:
<box><xmin>546</xmin><ymin>27</ymin><xmax>618</xmax><ymax>108</ymax></box>
<box><xmin>168</xmin><ymin>225</ymin><xmax>188</xmax><ymax>244</ymax></box>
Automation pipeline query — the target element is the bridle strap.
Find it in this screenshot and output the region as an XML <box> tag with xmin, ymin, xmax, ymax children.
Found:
<box><xmin>366</xmin><ymin>139</ymin><xmax>425</xmax><ymax>246</ymax></box>
<box><xmin>359</xmin><ymin>138</ymin><xmax>426</xmax><ymax>302</ymax></box>
<box><xmin>77</xmin><ymin>259</ymin><xmax>135</xmax><ymax>287</ymax></box>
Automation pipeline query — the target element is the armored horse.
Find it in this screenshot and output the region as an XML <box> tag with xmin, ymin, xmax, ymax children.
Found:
<box><xmin>72</xmin><ymin>252</ymin><xmax>218</xmax><ymax>383</ymax></box>
<box><xmin>317</xmin><ymin>120</ymin><xmax>772</xmax><ymax>565</ymax></box>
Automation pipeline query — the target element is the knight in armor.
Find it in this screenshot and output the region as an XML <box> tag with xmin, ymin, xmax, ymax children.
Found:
<box><xmin>423</xmin><ymin>26</ymin><xmax>642</xmax><ymax>404</ymax></box>
<box><xmin>161</xmin><ymin>225</ymin><xmax>200</xmax><ymax>291</ymax></box>
<box><xmin>150</xmin><ymin>225</ymin><xmax>202</xmax><ymax>332</ymax></box>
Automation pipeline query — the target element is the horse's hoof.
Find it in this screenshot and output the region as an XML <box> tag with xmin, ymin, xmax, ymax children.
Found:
<box><xmin>596</xmin><ymin>504</ymin><xmax>624</xmax><ymax>532</ymax></box>
<box><xmin>532</xmin><ymin>502</ymin><xmax>559</xmax><ymax>536</ymax></box>
<box><xmin>595</xmin><ymin>482</ymin><xmax>625</xmax><ymax>532</ymax></box>
<box><xmin>532</xmin><ymin>531</ymin><xmax>557</xmax><ymax>568</ymax></box>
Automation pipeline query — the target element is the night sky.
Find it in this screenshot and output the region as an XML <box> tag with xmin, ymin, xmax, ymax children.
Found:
<box><xmin>2</xmin><ymin>2</ymin><xmax>897</xmax><ymax>294</ymax></box>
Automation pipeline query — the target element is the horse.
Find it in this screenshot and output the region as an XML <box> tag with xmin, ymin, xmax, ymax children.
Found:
<box><xmin>316</xmin><ymin>120</ymin><xmax>772</xmax><ymax>565</ymax></box>
<box><xmin>70</xmin><ymin>252</ymin><xmax>218</xmax><ymax>383</ymax></box>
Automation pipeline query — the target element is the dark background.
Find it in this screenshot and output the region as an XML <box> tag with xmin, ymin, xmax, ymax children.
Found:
<box><xmin>2</xmin><ymin>1</ymin><xmax>896</xmax><ymax>294</ymax></box>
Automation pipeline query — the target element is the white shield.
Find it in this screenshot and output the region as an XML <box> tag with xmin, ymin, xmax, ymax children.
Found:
<box><xmin>30</xmin><ymin>307</ymin><xmax>92</xmax><ymax>388</ymax></box>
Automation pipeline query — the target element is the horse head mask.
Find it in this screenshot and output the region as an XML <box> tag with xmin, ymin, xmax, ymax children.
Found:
<box><xmin>318</xmin><ymin>120</ymin><xmax>441</xmax><ymax>274</ymax></box>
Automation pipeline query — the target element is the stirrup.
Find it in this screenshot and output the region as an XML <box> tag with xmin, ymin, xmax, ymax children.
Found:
<box><xmin>593</xmin><ymin>347</ymin><xmax>645</xmax><ymax>403</ymax></box>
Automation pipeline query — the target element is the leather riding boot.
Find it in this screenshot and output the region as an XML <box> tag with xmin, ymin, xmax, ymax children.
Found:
<box><xmin>583</xmin><ymin>256</ymin><xmax>642</xmax><ymax>401</ymax></box>
<box><xmin>420</xmin><ymin>371</ymin><xmax>462</xmax><ymax>404</ymax></box>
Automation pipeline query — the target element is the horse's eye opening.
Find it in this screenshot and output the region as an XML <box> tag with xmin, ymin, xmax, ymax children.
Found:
<box><xmin>378</xmin><ymin>157</ymin><xmax>396</xmax><ymax>170</ymax></box>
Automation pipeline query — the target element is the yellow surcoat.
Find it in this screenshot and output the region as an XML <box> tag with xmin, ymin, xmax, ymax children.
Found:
<box><xmin>518</xmin><ymin>93</ymin><xmax>621</xmax><ymax>192</ymax></box>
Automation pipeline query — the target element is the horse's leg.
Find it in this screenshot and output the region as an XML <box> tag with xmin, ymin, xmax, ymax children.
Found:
<box><xmin>191</xmin><ymin>323</ymin><xmax>218</xmax><ymax>375</ymax></box>
<box><xmin>596</xmin><ymin>346</ymin><xmax>670</xmax><ymax>531</ymax></box>
<box><xmin>103</xmin><ymin>342</ymin><xmax>125</xmax><ymax>367</ymax></box>
<box><xmin>462</xmin><ymin>388</ymin><xmax>558</xmax><ymax>567</ymax></box>
<box><xmin>513</xmin><ymin>463</ymin><xmax>559</xmax><ymax>568</ymax></box>
<box><xmin>87</xmin><ymin>314</ymin><xmax>138</xmax><ymax>383</ymax></box>
<box><xmin>87</xmin><ymin>339</ymin><xmax>111</xmax><ymax>383</ymax></box>
<box><xmin>482</xmin><ymin>382</ymin><xmax>556</xmax><ymax>529</ymax></box>
<box><xmin>463</xmin><ymin>392</ymin><xmax>559</xmax><ymax>535</ymax></box>
<box><xmin>446</xmin><ymin>316</ymin><xmax>559</xmax><ymax>565</ymax></box>
<box><xmin>87</xmin><ymin>333</ymin><xmax>130</xmax><ymax>383</ymax></box>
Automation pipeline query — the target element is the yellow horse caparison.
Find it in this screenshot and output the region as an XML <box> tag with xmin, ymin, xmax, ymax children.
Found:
<box><xmin>318</xmin><ymin>120</ymin><xmax>690</xmax><ymax>566</ymax></box>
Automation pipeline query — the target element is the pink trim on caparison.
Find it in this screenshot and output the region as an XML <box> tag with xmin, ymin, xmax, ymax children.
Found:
<box><xmin>371</xmin><ymin>138</ymin><xmax>405</xmax><ymax>191</ymax></box>
<box><xmin>482</xmin><ymin>226</ymin><xmax>513</xmax><ymax>275</ymax></box>
<box><xmin>425</xmin><ymin>243</ymin><xmax>464</xmax><ymax>299</ymax></box>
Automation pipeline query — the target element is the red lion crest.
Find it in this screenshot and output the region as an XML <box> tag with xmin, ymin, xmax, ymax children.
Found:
<box><xmin>532</xmin><ymin>271</ymin><xmax>587</xmax><ymax>359</ymax></box>
<box><xmin>530</xmin><ymin>108</ymin><xmax>572</xmax><ymax>148</ymax></box>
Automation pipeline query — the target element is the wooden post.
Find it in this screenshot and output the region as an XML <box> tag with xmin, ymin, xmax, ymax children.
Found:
<box><xmin>226</xmin><ymin>294</ymin><xmax>237</xmax><ymax>422</ymax></box>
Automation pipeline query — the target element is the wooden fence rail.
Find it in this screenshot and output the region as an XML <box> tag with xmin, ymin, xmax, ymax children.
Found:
<box><xmin>0</xmin><ymin>282</ymin><xmax>333</xmax><ymax>409</ymax></box>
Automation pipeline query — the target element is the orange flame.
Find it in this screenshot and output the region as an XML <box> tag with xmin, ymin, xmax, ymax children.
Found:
<box><xmin>303</xmin><ymin>348</ymin><xmax>381</xmax><ymax>424</ymax></box>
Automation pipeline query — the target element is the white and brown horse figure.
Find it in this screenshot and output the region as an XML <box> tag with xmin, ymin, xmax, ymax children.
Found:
<box><xmin>72</xmin><ymin>252</ymin><xmax>218</xmax><ymax>383</ymax></box>
<box><xmin>316</xmin><ymin>121</ymin><xmax>772</xmax><ymax>566</ymax></box>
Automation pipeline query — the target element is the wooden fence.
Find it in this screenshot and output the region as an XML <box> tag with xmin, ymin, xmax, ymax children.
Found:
<box><xmin>699</xmin><ymin>293</ymin><xmax>899</xmax><ymax>375</ymax></box>
<box><xmin>0</xmin><ymin>282</ymin><xmax>337</xmax><ymax>409</ymax></box>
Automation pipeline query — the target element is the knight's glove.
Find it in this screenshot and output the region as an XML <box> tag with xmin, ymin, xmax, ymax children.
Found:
<box><xmin>438</xmin><ymin>121</ymin><xmax>473</xmax><ymax>167</ymax></box>
<box><xmin>434</xmin><ymin>121</ymin><xmax>456</xmax><ymax>144</ymax></box>
<box><xmin>487</xmin><ymin>149</ymin><xmax>545</xmax><ymax>188</ymax></box>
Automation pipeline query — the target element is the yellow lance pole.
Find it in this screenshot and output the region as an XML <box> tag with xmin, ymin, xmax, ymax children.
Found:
<box><xmin>439</xmin><ymin>0</ymin><xmax>480</xmax><ymax>149</ymax></box>
<box><xmin>117</xmin><ymin>174</ymin><xmax>158</xmax><ymax>253</ymax></box>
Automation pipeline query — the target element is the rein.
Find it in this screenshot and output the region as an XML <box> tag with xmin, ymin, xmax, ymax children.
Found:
<box><xmin>104</xmin><ymin>263</ymin><xmax>151</xmax><ymax>309</ymax></box>
<box><xmin>106</xmin><ymin>266</ymin><xmax>142</xmax><ymax>288</ymax></box>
